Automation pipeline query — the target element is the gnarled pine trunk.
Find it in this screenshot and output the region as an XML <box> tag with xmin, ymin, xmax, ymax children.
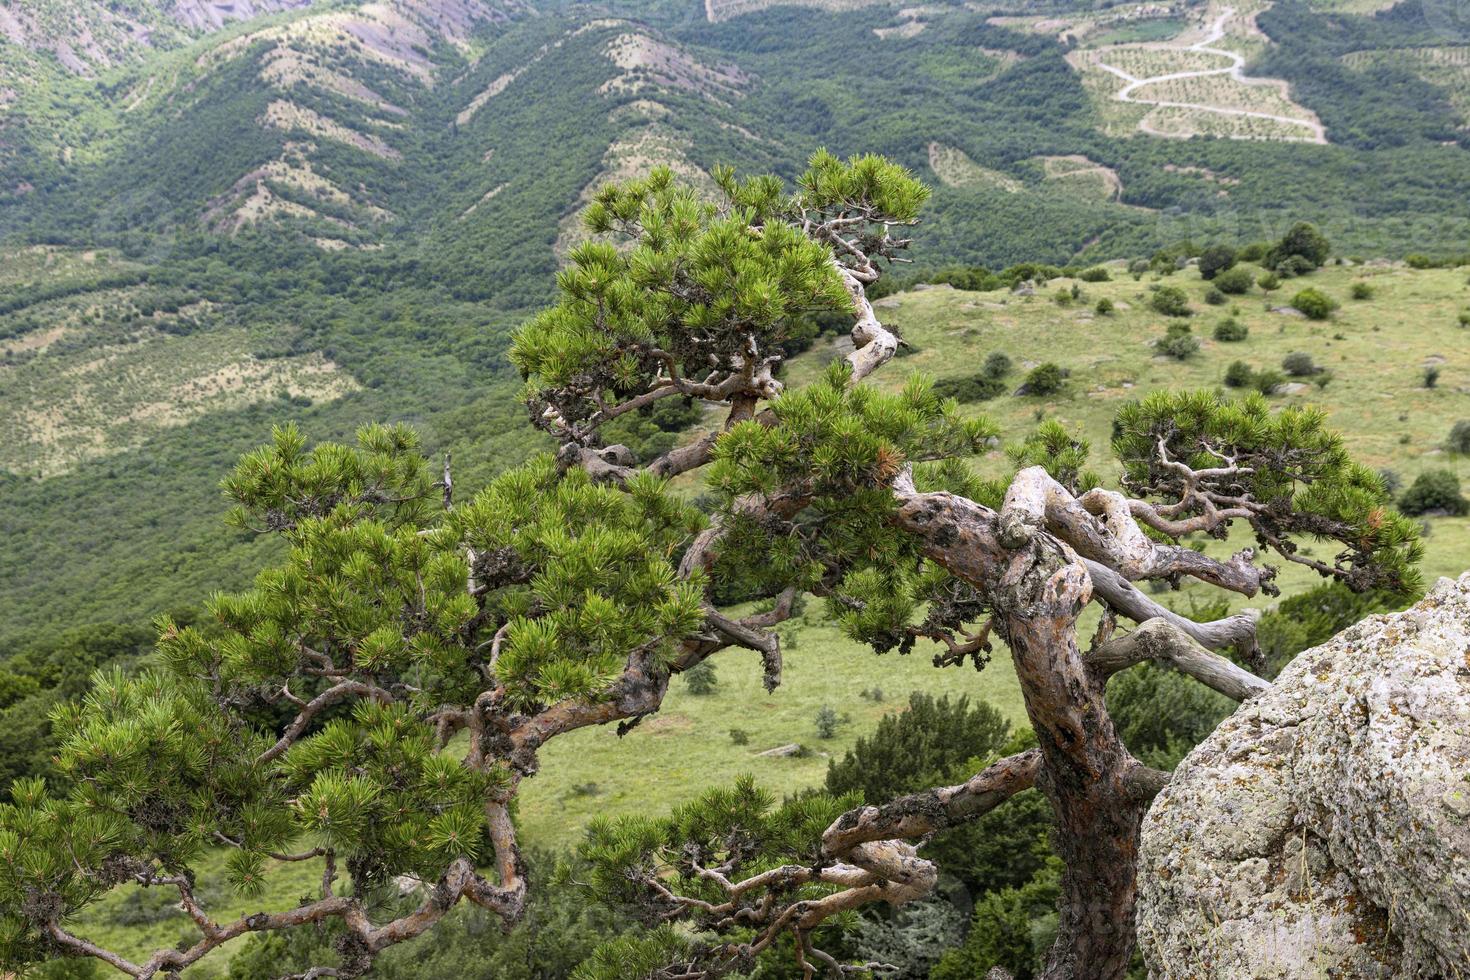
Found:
<box><xmin>895</xmin><ymin>486</ymin><xmax>1149</xmax><ymax>979</ymax></box>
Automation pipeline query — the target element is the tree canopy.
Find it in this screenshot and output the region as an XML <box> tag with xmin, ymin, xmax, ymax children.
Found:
<box><xmin>0</xmin><ymin>155</ymin><xmax>1421</xmax><ymax>980</ymax></box>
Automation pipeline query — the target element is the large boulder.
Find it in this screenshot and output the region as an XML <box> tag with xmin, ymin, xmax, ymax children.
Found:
<box><xmin>1137</xmin><ymin>571</ymin><xmax>1470</xmax><ymax>978</ymax></box>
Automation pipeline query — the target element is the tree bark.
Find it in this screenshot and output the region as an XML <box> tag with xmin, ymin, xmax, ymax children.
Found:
<box><xmin>891</xmin><ymin>481</ymin><xmax>1150</xmax><ymax>979</ymax></box>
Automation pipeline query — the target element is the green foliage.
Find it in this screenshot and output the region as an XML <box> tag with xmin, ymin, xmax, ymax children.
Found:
<box><xmin>1158</xmin><ymin>322</ymin><xmax>1200</xmax><ymax>360</ymax></box>
<box><xmin>1291</xmin><ymin>287</ymin><xmax>1337</xmax><ymax>320</ymax></box>
<box><xmin>930</xmin><ymin>858</ymin><xmax>1063</xmax><ymax>980</ymax></box>
<box><xmin>1149</xmin><ymin>285</ymin><xmax>1191</xmax><ymax>317</ymax></box>
<box><xmin>1078</xmin><ymin>267</ymin><xmax>1112</xmax><ymax>283</ymax></box>
<box><xmin>1213</xmin><ymin>317</ymin><xmax>1249</xmax><ymax>341</ymax></box>
<box><xmin>1203</xmin><ymin>287</ymin><xmax>1227</xmax><ymax>306</ymax></box>
<box><xmin>706</xmin><ymin>362</ymin><xmax>996</xmax><ymax>651</ymax></box>
<box><xmin>1282</xmin><ymin>352</ymin><xmax>1319</xmax><ymax>377</ymax></box>
<box><xmin>1197</xmin><ymin>245</ymin><xmax>1237</xmax><ymax>281</ymax></box>
<box><xmin>1019</xmin><ymin>362</ymin><xmax>1066</xmax><ymax>396</ymax></box>
<box><xmin>1095</xmin><ymin>297</ymin><xmax>1116</xmax><ymax>316</ymax></box>
<box><xmin>825</xmin><ymin>693</ymin><xmax>1009</xmax><ymax>805</ymax></box>
<box><xmin>1447</xmin><ymin>420</ymin><xmax>1470</xmax><ymax>455</ymax></box>
<box><xmin>1107</xmin><ymin>662</ymin><xmax>1234</xmax><ymax>770</ymax></box>
<box><xmin>1267</xmin><ymin>222</ymin><xmax>1331</xmax><ymax>272</ymax></box>
<box><xmin>1350</xmin><ymin>281</ymin><xmax>1375</xmax><ymax>300</ymax></box>
<box><xmin>984</xmin><ymin>352</ymin><xmax>1014</xmax><ymax>380</ymax></box>
<box><xmin>1223</xmin><ymin>360</ymin><xmax>1255</xmax><ymax>388</ymax></box>
<box><xmin>1006</xmin><ymin>421</ymin><xmax>1101</xmax><ymax>494</ymax></box>
<box><xmin>1113</xmin><ymin>390</ymin><xmax>1423</xmax><ymax>596</ymax></box>
<box><xmin>1257</xmin><ymin>272</ymin><xmax>1282</xmax><ymax>293</ymax></box>
<box><xmin>1398</xmin><ymin>469</ymin><xmax>1469</xmax><ymax>517</ymax></box>
<box><xmin>814</xmin><ymin>705</ymin><xmax>841</xmax><ymax>739</ymax></box>
<box><xmin>933</xmin><ymin>374</ymin><xmax>1007</xmax><ymax>404</ymax></box>
<box><xmin>1213</xmin><ymin>266</ymin><xmax>1255</xmax><ymax>295</ymax></box>
<box><xmin>1424</xmin><ymin>366</ymin><xmax>1441</xmax><ymax>389</ymax></box>
<box><xmin>683</xmin><ymin>660</ymin><xmax>719</xmax><ymax>696</ymax></box>
<box><xmin>1256</xmin><ymin>581</ymin><xmax>1409</xmax><ymax>677</ymax></box>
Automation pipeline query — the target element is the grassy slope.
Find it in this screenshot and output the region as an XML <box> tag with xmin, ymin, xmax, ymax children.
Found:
<box><xmin>67</xmin><ymin>259</ymin><xmax>1470</xmax><ymax>971</ymax></box>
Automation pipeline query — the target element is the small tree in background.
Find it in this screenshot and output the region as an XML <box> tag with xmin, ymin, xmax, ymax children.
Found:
<box><xmin>1</xmin><ymin>160</ymin><xmax>1424</xmax><ymax>980</ymax></box>
<box><xmin>1197</xmin><ymin>244</ymin><xmax>1236</xmax><ymax>280</ymax></box>
<box><xmin>1266</xmin><ymin>222</ymin><xmax>1331</xmax><ymax>272</ymax></box>
<box><xmin>1150</xmin><ymin>284</ymin><xmax>1191</xmax><ymax>317</ymax></box>
<box><xmin>1214</xmin><ymin>266</ymin><xmax>1254</xmax><ymax>295</ymax></box>
<box><xmin>1291</xmin><ymin>287</ymin><xmax>1336</xmax><ymax>320</ymax></box>
<box><xmin>1399</xmin><ymin>469</ymin><xmax>1470</xmax><ymax>516</ymax></box>
<box><xmin>1448</xmin><ymin>420</ymin><xmax>1470</xmax><ymax>455</ymax></box>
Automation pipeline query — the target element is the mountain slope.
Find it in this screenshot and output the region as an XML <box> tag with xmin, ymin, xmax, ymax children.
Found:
<box><xmin>5</xmin><ymin>0</ymin><xmax>1470</xmax><ymax>648</ymax></box>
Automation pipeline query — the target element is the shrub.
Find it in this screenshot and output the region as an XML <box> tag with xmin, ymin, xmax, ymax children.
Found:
<box><xmin>1223</xmin><ymin>360</ymin><xmax>1255</xmax><ymax>388</ymax></box>
<box><xmin>1379</xmin><ymin>469</ymin><xmax>1402</xmax><ymax>494</ymax></box>
<box><xmin>1094</xmin><ymin>297</ymin><xmax>1115</xmax><ymax>316</ymax></box>
<box><xmin>1150</xmin><ymin>285</ymin><xmax>1191</xmax><ymax>317</ymax></box>
<box><xmin>1291</xmin><ymin>287</ymin><xmax>1336</xmax><ymax>320</ymax></box>
<box><xmin>1237</xmin><ymin>242</ymin><xmax>1268</xmax><ymax>262</ymax></box>
<box><xmin>1282</xmin><ymin>352</ymin><xmax>1319</xmax><ymax>377</ymax></box>
<box><xmin>1078</xmin><ymin>266</ymin><xmax>1111</xmax><ymax>282</ymax></box>
<box><xmin>934</xmin><ymin>373</ymin><xmax>1006</xmax><ymax>403</ymax></box>
<box><xmin>1197</xmin><ymin>244</ymin><xmax>1237</xmax><ymax>280</ymax></box>
<box><xmin>1277</xmin><ymin>254</ymin><xmax>1318</xmax><ymax>278</ymax></box>
<box><xmin>1424</xmin><ymin>366</ymin><xmax>1441</xmax><ymax>389</ymax></box>
<box><xmin>1257</xmin><ymin>272</ymin><xmax>1281</xmax><ymax>293</ymax></box>
<box><xmin>1458</xmin><ymin>311</ymin><xmax>1470</xmax><ymax>328</ymax></box>
<box><xmin>1204</xmin><ymin>287</ymin><xmax>1227</xmax><ymax>306</ymax></box>
<box><xmin>1213</xmin><ymin>266</ymin><xmax>1254</xmax><ymax>295</ymax></box>
<box><xmin>1448</xmin><ymin>420</ymin><xmax>1470</xmax><ymax>454</ymax></box>
<box><xmin>1052</xmin><ymin>288</ymin><xmax>1072</xmax><ymax>306</ymax></box>
<box><xmin>814</xmin><ymin>705</ymin><xmax>841</xmax><ymax>739</ymax></box>
<box><xmin>683</xmin><ymin>660</ymin><xmax>718</xmax><ymax>695</ymax></box>
<box><xmin>1266</xmin><ymin>222</ymin><xmax>1330</xmax><ymax>271</ymax></box>
<box><xmin>983</xmin><ymin>351</ymin><xmax>1013</xmax><ymax>379</ymax></box>
<box><xmin>1019</xmin><ymin>362</ymin><xmax>1065</xmax><ymax>396</ymax></box>
<box><xmin>729</xmin><ymin>728</ymin><xmax>750</xmax><ymax>746</ymax></box>
<box><xmin>1350</xmin><ymin>281</ymin><xmax>1374</xmax><ymax>300</ymax></box>
<box><xmin>1158</xmin><ymin>323</ymin><xmax>1200</xmax><ymax>360</ymax></box>
<box><xmin>1213</xmin><ymin>317</ymin><xmax>1248</xmax><ymax>342</ymax></box>
<box><xmin>1399</xmin><ymin>469</ymin><xmax>1470</xmax><ymax>516</ymax></box>
<box><xmin>1252</xmin><ymin>369</ymin><xmax>1286</xmax><ymax>395</ymax></box>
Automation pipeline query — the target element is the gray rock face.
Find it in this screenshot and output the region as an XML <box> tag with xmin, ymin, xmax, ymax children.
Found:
<box><xmin>1137</xmin><ymin>571</ymin><xmax>1470</xmax><ymax>979</ymax></box>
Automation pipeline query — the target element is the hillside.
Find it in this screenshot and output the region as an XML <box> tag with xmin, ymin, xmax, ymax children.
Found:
<box><xmin>41</xmin><ymin>255</ymin><xmax>1470</xmax><ymax>975</ymax></box>
<box><xmin>6</xmin><ymin>0</ymin><xmax>1470</xmax><ymax>652</ymax></box>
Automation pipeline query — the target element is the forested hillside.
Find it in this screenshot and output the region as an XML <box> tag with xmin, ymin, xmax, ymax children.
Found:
<box><xmin>4</xmin><ymin>0</ymin><xmax>1470</xmax><ymax>975</ymax></box>
<box><xmin>5</xmin><ymin>0</ymin><xmax>1470</xmax><ymax>651</ymax></box>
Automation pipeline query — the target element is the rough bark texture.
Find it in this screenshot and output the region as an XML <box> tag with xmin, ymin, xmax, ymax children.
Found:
<box><xmin>892</xmin><ymin>481</ymin><xmax>1153</xmax><ymax>979</ymax></box>
<box><xmin>1137</xmin><ymin>571</ymin><xmax>1470</xmax><ymax>979</ymax></box>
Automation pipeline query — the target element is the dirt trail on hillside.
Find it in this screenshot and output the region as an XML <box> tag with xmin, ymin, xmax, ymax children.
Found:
<box><xmin>1094</xmin><ymin>8</ymin><xmax>1326</xmax><ymax>143</ymax></box>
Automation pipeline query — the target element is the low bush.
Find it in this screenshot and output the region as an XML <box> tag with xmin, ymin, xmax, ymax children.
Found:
<box><xmin>1447</xmin><ymin>420</ymin><xmax>1470</xmax><ymax>455</ymax></box>
<box><xmin>1078</xmin><ymin>266</ymin><xmax>1111</xmax><ymax>282</ymax></box>
<box><xmin>1213</xmin><ymin>266</ymin><xmax>1255</xmax><ymax>295</ymax></box>
<box><xmin>1158</xmin><ymin>323</ymin><xmax>1200</xmax><ymax>360</ymax></box>
<box><xmin>1204</xmin><ymin>287</ymin><xmax>1227</xmax><ymax>306</ymax></box>
<box><xmin>1150</xmin><ymin>285</ymin><xmax>1191</xmax><ymax>317</ymax></box>
<box><xmin>1282</xmin><ymin>352</ymin><xmax>1319</xmax><ymax>377</ymax></box>
<box><xmin>1213</xmin><ymin>317</ymin><xmax>1248</xmax><ymax>341</ymax></box>
<box><xmin>1095</xmin><ymin>298</ymin><xmax>1115</xmax><ymax>316</ymax></box>
<box><xmin>1223</xmin><ymin>360</ymin><xmax>1255</xmax><ymax>388</ymax></box>
<box><xmin>1291</xmin><ymin>287</ymin><xmax>1336</xmax><ymax>320</ymax></box>
<box><xmin>934</xmin><ymin>374</ymin><xmax>1007</xmax><ymax>403</ymax></box>
<box><xmin>1350</xmin><ymin>281</ymin><xmax>1374</xmax><ymax>300</ymax></box>
<box><xmin>1399</xmin><ymin>469</ymin><xmax>1470</xmax><ymax>516</ymax></box>
<box><xmin>983</xmin><ymin>351</ymin><xmax>1013</xmax><ymax>379</ymax></box>
<box><xmin>1019</xmin><ymin>362</ymin><xmax>1066</xmax><ymax>396</ymax></box>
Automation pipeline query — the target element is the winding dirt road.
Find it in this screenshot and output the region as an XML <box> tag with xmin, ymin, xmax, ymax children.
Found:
<box><xmin>1094</xmin><ymin>7</ymin><xmax>1326</xmax><ymax>143</ymax></box>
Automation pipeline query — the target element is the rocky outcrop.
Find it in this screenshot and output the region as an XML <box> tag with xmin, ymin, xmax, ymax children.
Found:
<box><xmin>1137</xmin><ymin>571</ymin><xmax>1470</xmax><ymax>978</ymax></box>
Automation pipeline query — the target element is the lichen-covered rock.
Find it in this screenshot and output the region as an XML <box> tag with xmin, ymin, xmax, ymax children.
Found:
<box><xmin>1137</xmin><ymin>571</ymin><xmax>1470</xmax><ymax>979</ymax></box>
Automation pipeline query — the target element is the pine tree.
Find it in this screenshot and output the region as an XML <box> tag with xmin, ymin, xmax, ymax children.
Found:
<box><xmin>0</xmin><ymin>156</ymin><xmax>1422</xmax><ymax>980</ymax></box>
